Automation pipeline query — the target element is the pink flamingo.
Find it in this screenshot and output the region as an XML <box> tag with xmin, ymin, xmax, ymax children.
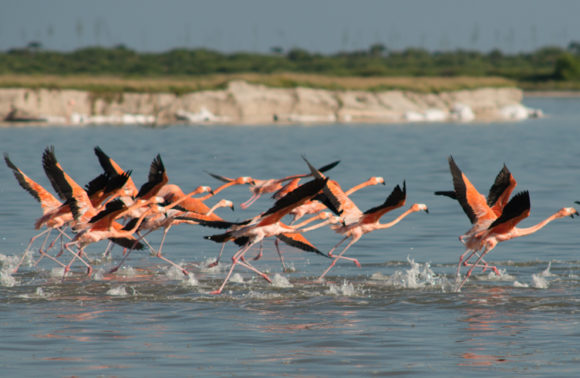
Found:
<box><xmin>444</xmin><ymin>156</ymin><xmax>578</xmax><ymax>290</ymax></box>
<box><xmin>202</xmin><ymin>175</ymin><xmax>332</xmax><ymax>294</ymax></box>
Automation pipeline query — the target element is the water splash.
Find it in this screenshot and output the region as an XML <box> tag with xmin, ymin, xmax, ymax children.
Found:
<box><xmin>531</xmin><ymin>262</ymin><xmax>552</xmax><ymax>289</ymax></box>
<box><xmin>198</xmin><ymin>258</ymin><xmax>227</xmax><ymax>273</ymax></box>
<box><xmin>371</xmin><ymin>257</ymin><xmax>444</xmax><ymax>289</ymax></box>
<box><xmin>531</xmin><ymin>275</ymin><xmax>549</xmax><ymax>288</ymax></box>
<box><xmin>116</xmin><ymin>266</ymin><xmax>138</xmax><ymax>278</ymax></box>
<box><xmin>271</xmin><ymin>273</ymin><xmax>293</xmax><ymax>288</ymax></box>
<box><xmin>163</xmin><ymin>264</ymin><xmax>188</xmax><ymax>280</ymax></box>
<box><xmin>538</xmin><ymin>261</ymin><xmax>554</xmax><ymax>277</ymax></box>
<box><xmin>182</xmin><ymin>273</ymin><xmax>199</xmax><ymax>287</ymax></box>
<box><xmin>106</xmin><ymin>286</ymin><xmax>128</xmax><ymax>296</ymax></box>
<box><xmin>513</xmin><ymin>281</ymin><xmax>529</xmax><ymax>288</ymax></box>
<box><xmin>326</xmin><ymin>280</ymin><xmax>359</xmax><ymax>296</ymax></box>
<box><xmin>92</xmin><ymin>268</ymin><xmax>106</xmax><ymax>281</ymax></box>
<box><xmin>49</xmin><ymin>267</ymin><xmax>66</xmax><ymax>278</ymax></box>
<box><xmin>230</xmin><ymin>273</ymin><xmax>245</xmax><ymax>284</ymax></box>
<box><xmin>482</xmin><ymin>268</ymin><xmax>514</xmax><ymax>282</ymax></box>
<box><xmin>0</xmin><ymin>254</ymin><xmax>19</xmax><ymax>287</ymax></box>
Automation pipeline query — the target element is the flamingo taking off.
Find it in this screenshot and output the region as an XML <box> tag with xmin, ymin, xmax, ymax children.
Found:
<box><xmin>298</xmin><ymin>157</ymin><xmax>428</xmax><ymax>281</ymax></box>
<box><xmin>200</xmin><ymin>174</ymin><xmax>333</xmax><ymax>294</ymax></box>
<box><xmin>5</xmin><ymin>153</ymin><xmax>73</xmax><ymax>272</ymax></box>
<box><xmin>443</xmin><ymin>156</ymin><xmax>578</xmax><ymax>291</ymax></box>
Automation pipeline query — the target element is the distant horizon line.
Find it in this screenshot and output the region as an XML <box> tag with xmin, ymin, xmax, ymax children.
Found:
<box><xmin>3</xmin><ymin>41</ymin><xmax>579</xmax><ymax>55</ymax></box>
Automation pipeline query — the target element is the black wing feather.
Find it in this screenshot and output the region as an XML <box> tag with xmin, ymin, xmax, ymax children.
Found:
<box><xmin>487</xmin><ymin>164</ymin><xmax>512</xmax><ymax>207</ymax></box>
<box><xmin>448</xmin><ymin>156</ymin><xmax>477</xmax><ymax>224</ymax></box>
<box><xmin>364</xmin><ymin>181</ymin><xmax>406</xmax><ymax>214</ymax></box>
<box><xmin>276</xmin><ymin>233</ymin><xmax>327</xmax><ymax>257</ymax></box>
<box><xmin>261</xmin><ymin>177</ymin><xmax>327</xmax><ymax>218</ymax></box>
<box><xmin>42</xmin><ymin>146</ymin><xmax>73</xmax><ymax>201</ymax></box>
<box><xmin>488</xmin><ymin>191</ymin><xmax>530</xmax><ymax>229</ymax></box>
<box><xmin>4</xmin><ymin>154</ymin><xmax>42</xmax><ymax>202</ymax></box>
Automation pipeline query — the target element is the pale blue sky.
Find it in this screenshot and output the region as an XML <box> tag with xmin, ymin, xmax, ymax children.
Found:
<box><xmin>1</xmin><ymin>0</ymin><xmax>579</xmax><ymax>53</ymax></box>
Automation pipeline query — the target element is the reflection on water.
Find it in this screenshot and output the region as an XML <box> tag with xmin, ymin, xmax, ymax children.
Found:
<box><xmin>457</xmin><ymin>287</ymin><xmax>523</xmax><ymax>368</ymax></box>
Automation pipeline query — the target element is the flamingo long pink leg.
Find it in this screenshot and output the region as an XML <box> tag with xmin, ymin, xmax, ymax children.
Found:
<box><xmin>251</xmin><ymin>241</ymin><xmax>264</xmax><ymax>261</ymax></box>
<box><xmin>327</xmin><ymin>236</ymin><xmax>361</xmax><ymax>266</ymax></box>
<box><xmin>13</xmin><ymin>228</ymin><xmax>52</xmax><ymax>273</ymax></box>
<box><xmin>207</xmin><ymin>242</ymin><xmax>227</xmax><ymax>268</ymax></box>
<box><xmin>211</xmin><ymin>244</ymin><xmax>253</xmax><ymax>294</ymax></box>
<box><xmin>273</xmin><ymin>238</ymin><xmax>288</xmax><ymax>272</ymax></box>
<box><xmin>33</xmin><ymin>228</ymin><xmax>72</xmax><ymax>268</ymax></box>
<box><xmin>240</xmin><ymin>193</ymin><xmax>261</xmax><ymax>209</ymax></box>
<box><xmin>63</xmin><ymin>244</ymin><xmax>93</xmax><ymax>277</ymax></box>
<box><xmin>457</xmin><ymin>245</ymin><xmax>496</xmax><ymax>291</ymax></box>
<box><xmin>211</xmin><ymin>243</ymin><xmax>271</xmax><ymax>294</ymax></box>
<box><xmin>317</xmin><ymin>237</ymin><xmax>361</xmax><ymax>281</ymax></box>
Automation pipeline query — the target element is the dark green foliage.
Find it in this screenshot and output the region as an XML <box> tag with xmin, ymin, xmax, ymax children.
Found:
<box><xmin>0</xmin><ymin>44</ymin><xmax>579</xmax><ymax>85</ymax></box>
<box><xmin>553</xmin><ymin>53</ymin><xmax>580</xmax><ymax>80</ymax></box>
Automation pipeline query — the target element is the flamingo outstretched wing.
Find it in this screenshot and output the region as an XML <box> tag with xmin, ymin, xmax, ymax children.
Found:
<box><xmin>361</xmin><ymin>181</ymin><xmax>407</xmax><ymax>224</ymax></box>
<box><xmin>448</xmin><ymin>156</ymin><xmax>495</xmax><ymax>224</ymax></box>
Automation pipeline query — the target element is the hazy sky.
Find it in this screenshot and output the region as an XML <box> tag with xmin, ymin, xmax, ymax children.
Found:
<box><xmin>1</xmin><ymin>0</ymin><xmax>579</xmax><ymax>53</ymax></box>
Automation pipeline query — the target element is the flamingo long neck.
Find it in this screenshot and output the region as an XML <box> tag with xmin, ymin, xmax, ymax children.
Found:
<box><xmin>205</xmin><ymin>200</ymin><xmax>230</xmax><ymax>216</ymax></box>
<box><xmin>345</xmin><ymin>180</ymin><xmax>373</xmax><ymax>196</ymax></box>
<box><xmin>165</xmin><ymin>188</ymin><xmax>206</xmax><ymax>210</ymax></box>
<box><xmin>511</xmin><ymin>213</ymin><xmax>562</xmax><ymax>238</ymax></box>
<box><xmin>199</xmin><ymin>181</ymin><xmax>241</xmax><ymax>201</ymax></box>
<box><xmin>292</xmin><ymin>212</ymin><xmax>331</xmax><ymax>231</ymax></box>
<box><xmin>375</xmin><ymin>207</ymin><xmax>418</xmax><ymax>230</ymax></box>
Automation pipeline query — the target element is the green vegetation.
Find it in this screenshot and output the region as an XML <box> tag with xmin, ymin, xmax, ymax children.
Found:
<box><xmin>1</xmin><ymin>42</ymin><xmax>580</xmax><ymax>92</ymax></box>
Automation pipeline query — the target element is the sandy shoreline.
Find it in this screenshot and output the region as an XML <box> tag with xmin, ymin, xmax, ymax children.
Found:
<box><xmin>0</xmin><ymin>81</ymin><xmax>543</xmax><ymax>126</ymax></box>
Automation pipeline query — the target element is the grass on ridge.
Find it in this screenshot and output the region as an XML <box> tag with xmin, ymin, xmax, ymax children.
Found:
<box><xmin>0</xmin><ymin>73</ymin><xmax>517</xmax><ymax>95</ymax></box>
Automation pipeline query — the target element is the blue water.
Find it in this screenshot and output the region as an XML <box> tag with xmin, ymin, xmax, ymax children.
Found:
<box><xmin>1</xmin><ymin>97</ymin><xmax>580</xmax><ymax>376</ymax></box>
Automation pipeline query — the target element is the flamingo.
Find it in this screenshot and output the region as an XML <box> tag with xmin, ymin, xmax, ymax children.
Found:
<box><xmin>109</xmin><ymin>195</ymin><xmax>234</xmax><ymax>275</ymax></box>
<box><xmin>4</xmin><ymin>153</ymin><xmax>74</xmax><ymax>272</ymax></box>
<box><xmin>41</xmin><ymin>146</ymin><xmax>160</xmax><ymax>274</ymax></box>
<box><xmin>201</xmin><ymin>175</ymin><xmax>332</xmax><ymax>294</ymax></box>
<box><xmin>443</xmin><ymin>156</ymin><xmax>578</xmax><ymax>290</ymax></box>
<box><xmin>236</xmin><ymin>176</ymin><xmax>383</xmax><ymax>267</ymax></box>
<box><xmin>64</xmin><ymin>199</ymin><xmax>156</xmax><ymax>275</ymax></box>
<box><xmin>436</xmin><ymin>160</ymin><xmax>517</xmax><ymax>271</ymax></box>
<box><xmin>205</xmin><ymin>160</ymin><xmax>339</xmax><ymax>209</ymax></box>
<box><xmin>296</xmin><ymin>157</ymin><xmax>428</xmax><ymax>281</ymax></box>
<box><xmin>315</xmin><ymin>180</ymin><xmax>428</xmax><ymax>281</ymax></box>
<box><xmin>435</xmin><ymin>162</ymin><xmax>517</xmax><ymax>217</ymax></box>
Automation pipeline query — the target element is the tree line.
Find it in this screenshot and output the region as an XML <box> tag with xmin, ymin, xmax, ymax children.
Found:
<box><xmin>1</xmin><ymin>42</ymin><xmax>580</xmax><ymax>84</ymax></box>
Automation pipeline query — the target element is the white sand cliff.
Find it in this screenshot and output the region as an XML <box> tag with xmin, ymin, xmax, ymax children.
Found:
<box><xmin>0</xmin><ymin>80</ymin><xmax>541</xmax><ymax>126</ymax></box>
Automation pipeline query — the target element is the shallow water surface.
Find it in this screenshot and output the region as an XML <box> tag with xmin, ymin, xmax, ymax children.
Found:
<box><xmin>1</xmin><ymin>97</ymin><xmax>580</xmax><ymax>376</ymax></box>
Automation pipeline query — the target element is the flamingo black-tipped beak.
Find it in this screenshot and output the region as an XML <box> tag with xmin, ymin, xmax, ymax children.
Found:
<box><xmin>425</xmin><ymin>208</ymin><xmax>430</xmax><ymax>214</ymax></box>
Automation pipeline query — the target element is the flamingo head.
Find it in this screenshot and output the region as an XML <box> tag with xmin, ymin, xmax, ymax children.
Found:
<box><xmin>559</xmin><ymin>207</ymin><xmax>578</xmax><ymax>218</ymax></box>
<box><xmin>411</xmin><ymin>203</ymin><xmax>429</xmax><ymax>213</ymax></box>
<box><xmin>237</xmin><ymin>176</ymin><xmax>255</xmax><ymax>185</ymax></box>
<box><xmin>371</xmin><ymin>176</ymin><xmax>386</xmax><ymax>185</ymax></box>
<box><xmin>221</xmin><ymin>199</ymin><xmax>235</xmax><ymax>211</ymax></box>
<box><xmin>196</xmin><ymin>185</ymin><xmax>213</xmax><ymax>195</ymax></box>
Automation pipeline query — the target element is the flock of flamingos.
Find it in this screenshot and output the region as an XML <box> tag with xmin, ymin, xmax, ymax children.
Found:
<box><xmin>4</xmin><ymin>146</ymin><xmax>578</xmax><ymax>293</ymax></box>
